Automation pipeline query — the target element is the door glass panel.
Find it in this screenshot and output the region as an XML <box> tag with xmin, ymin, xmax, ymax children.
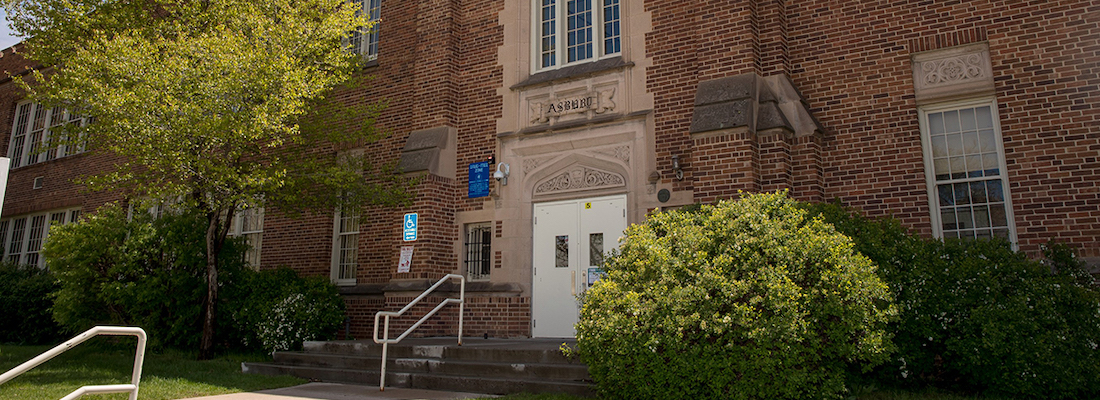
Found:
<box><xmin>555</xmin><ymin>235</ymin><xmax>569</xmax><ymax>268</ymax></box>
<box><xmin>589</xmin><ymin>233</ymin><xmax>604</xmax><ymax>266</ymax></box>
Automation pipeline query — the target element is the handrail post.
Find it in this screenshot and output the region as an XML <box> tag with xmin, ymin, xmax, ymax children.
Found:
<box><xmin>380</xmin><ymin>315</ymin><xmax>390</xmax><ymax>391</ymax></box>
<box><xmin>372</xmin><ymin>274</ymin><xmax>464</xmax><ymax>391</ymax></box>
<box><xmin>458</xmin><ymin>279</ymin><xmax>465</xmax><ymax>346</ymax></box>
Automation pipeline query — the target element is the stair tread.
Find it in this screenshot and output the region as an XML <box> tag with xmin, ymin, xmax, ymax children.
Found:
<box><xmin>276</xmin><ymin>351</ymin><xmax>586</xmax><ymax>367</ymax></box>
<box><xmin>244</xmin><ymin>361</ymin><xmax>592</xmax><ymax>385</ymax></box>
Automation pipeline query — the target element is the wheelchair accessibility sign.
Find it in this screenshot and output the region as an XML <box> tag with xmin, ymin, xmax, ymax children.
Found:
<box><xmin>403</xmin><ymin>213</ymin><xmax>418</xmax><ymax>241</ymax></box>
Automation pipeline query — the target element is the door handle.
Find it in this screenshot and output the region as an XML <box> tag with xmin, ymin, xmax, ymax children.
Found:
<box><xmin>571</xmin><ymin>271</ymin><xmax>576</xmax><ymax>296</ymax></box>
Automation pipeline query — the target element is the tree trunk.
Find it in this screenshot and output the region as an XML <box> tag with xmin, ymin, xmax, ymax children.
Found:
<box><xmin>198</xmin><ymin>211</ymin><xmax>222</xmax><ymax>360</ymax></box>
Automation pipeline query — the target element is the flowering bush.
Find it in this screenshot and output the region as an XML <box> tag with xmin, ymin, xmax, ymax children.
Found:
<box><xmin>226</xmin><ymin>267</ymin><xmax>345</xmax><ymax>354</ymax></box>
<box><xmin>577</xmin><ymin>192</ymin><xmax>896</xmax><ymax>399</ymax></box>
<box><xmin>808</xmin><ymin>202</ymin><xmax>1100</xmax><ymax>399</ymax></box>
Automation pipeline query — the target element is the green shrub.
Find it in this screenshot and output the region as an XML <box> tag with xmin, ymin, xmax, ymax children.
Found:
<box><xmin>0</xmin><ymin>262</ymin><xmax>63</xmax><ymax>344</ymax></box>
<box><xmin>224</xmin><ymin>267</ymin><xmax>345</xmax><ymax>354</ymax></box>
<box><xmin>577</xmin><ymin>191</ymin><xmax>896</xmax><ymax>400</ymax></box>
<box><xmin>807</xmin><ymin>202</ymin><xmax>1100</xmax><ymax>399</ymax></box>
<box><xmin>42</xmin><ymin>204</ymin><xmax>249</xmax><ymax>349</ymax></box>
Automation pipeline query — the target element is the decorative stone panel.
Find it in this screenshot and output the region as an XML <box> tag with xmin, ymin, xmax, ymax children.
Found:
<box><xmin>533</xmin><ymin>166</ymin><xmax>626</xmax><ymax>195</ymax></box>
<box><xmin>518</xmin><ymin>70</ymin><xmax>624</xmax><ymax>131</ymax></box>
<box><xmin>911</xmin><ymin>43</ymin><xmax>994</xmax><ymax>105</ymax></box>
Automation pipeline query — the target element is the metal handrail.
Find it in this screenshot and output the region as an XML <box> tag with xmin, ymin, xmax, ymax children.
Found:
<box><xmin>373</xmin><ymin>273</ymin><xmax>464</xmax><ymax>391</ymax></box>
<box><xmin>0</xmin><ymin>326</ymin><xmax>147</xmax><ymax>400</ymax></box>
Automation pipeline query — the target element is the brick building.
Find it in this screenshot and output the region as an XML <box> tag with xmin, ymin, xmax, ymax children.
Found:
<box><xmin>2</xmin><ymin>0</ymin><xmax>1098</xmax><ymax>339</ymax></box>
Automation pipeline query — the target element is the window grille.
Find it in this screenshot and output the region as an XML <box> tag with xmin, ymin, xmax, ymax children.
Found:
<box><xmin>0</xmin><ymin>208</ymin><xmax>81</xmax><ymax>268</ymax></box>
<box><xmin>921</xmin><ymin>100</ymin><xmax>1016</xmax><ymax>243</ymax></box>
<box><xmin>536</xmin><ymin>0</ymin><xmax>622</xmax><ymax>70</ymax></box>
<box><xmin>7</xmin><ymin>102</ymin><xmax>87</xmax><ymax>168</ymax></box>
<box><xmin>464</xmin><ymin>223</ymin><xmax>492</xmax><ymax>281</ymax></box>
<box><xmin>332</xmin><ymin>206</ymin><xmax>360</xmax><ymax>285</ymax></box>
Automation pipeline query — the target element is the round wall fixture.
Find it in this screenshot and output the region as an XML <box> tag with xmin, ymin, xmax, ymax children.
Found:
<box><xmin>658</xmin><ymin>189</ymin><xmax>671</xmax><ymax>203</ymax></box>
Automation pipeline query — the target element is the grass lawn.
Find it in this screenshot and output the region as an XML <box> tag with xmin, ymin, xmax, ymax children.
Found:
<box><xmin>2</xmin><ymin>341</ymin><xmax>1002</xmax><ymax>400</ymax></box>
<box><xmin>0</xmin><ymin>340</ymin><xmax>304</xmax><ymax>400</ymax></box>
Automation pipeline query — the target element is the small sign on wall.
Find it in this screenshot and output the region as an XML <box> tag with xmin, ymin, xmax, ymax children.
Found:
<box><xmin>403</xmin><ymin>213</ymin><xmax>418</xmax><ymax>241</ymax></box>
<box><xmin>398</xmin><ymin>246</ymin><xmax>414</xmax><ymax>273</ymax></box>
<box><xmin>468</xmin><ymin>161</ymin><xmax>490</xmax><ymax>198</ymax></box>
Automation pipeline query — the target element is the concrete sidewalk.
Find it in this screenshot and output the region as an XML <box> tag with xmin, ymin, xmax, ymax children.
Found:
<box><xmin>177</xmin><ymin>382</ymin><xmax>494</xmax><ymax>400</ymax></box>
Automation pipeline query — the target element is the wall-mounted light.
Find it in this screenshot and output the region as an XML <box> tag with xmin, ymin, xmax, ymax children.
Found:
<box><xmin>671</xmin><ymin>155</ymin><xmax>684</xmax><ymax>181</ymax></box>
<box><xmin>494</xmin><ymin>162</ymin><xmax>510</xmax><ymax>186</ymax></box>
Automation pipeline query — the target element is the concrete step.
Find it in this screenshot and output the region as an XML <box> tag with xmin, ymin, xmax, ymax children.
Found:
<box><xmin>241</xmin><ymin>362</ymin><xmax>594</xmax><ymax>397</ymax></box>
<box><xmin>272</xmin><ymin>351</ymin><xmax>590</xmax><ymax>380</ymax></box>
<box><xmin>302</xmin><ymin>339</ymin><xmax>578</xmax><ymax>364</ymax></box>
<box><xmin>241</xmin><ymin>362</ymin><xmax>393</xmax><ymax>386</ymax></box>
<box><xmin>243</xmin><ymin>338</ymin><xmax>595</xmax><ymax>397</ymax></box>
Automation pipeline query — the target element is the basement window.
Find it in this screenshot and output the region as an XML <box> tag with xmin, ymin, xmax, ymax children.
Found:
<box><xmin>464</xmin><ymin>223</ymin><xmax>492</xmax><ymax>281</ymax></box>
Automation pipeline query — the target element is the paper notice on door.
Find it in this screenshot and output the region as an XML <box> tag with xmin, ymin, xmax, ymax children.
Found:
<box><xmin>588</xmin><ymin>267</ymin><xmax>605</xmax><ymax>287</ymax></box>
<box><xmin>398</xmin><ymin>246</ymin><xmax>414</xmax><ymax>273</ymax></box>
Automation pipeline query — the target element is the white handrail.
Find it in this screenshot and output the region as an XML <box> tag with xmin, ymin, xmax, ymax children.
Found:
<box><xmin>373</xmin><ymin>273</ymin><xmax>464</xmax><ymax>391</ymax></box>
<box><xmin>0</xmin><ymin>326</ymin><xmax>147</xmax><ymax>400</ymax></box>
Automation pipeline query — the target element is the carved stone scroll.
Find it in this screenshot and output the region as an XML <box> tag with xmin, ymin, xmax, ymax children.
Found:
<box><xmin>534</xmin><ymin>166</ymin><xmax>625</xmax><ymax>194</ymax></box>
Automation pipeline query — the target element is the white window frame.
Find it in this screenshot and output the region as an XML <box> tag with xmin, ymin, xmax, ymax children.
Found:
<box><xmin>531</xmin><ymin>0</ymin><xmax>622</xmax><ymax>73</ymax></box>
<box><xmin>228</xmin><ymin>207</ymin><xmax>264</xmax><ymax>269</ymax></box>
<box><xmin>0</xmin><ymin>207</ymin><xmax>81</xmax><ymax>269</ymax></box>
<box><xmin>330</xmin><ymin>206</ymin><xmax>360</xmax><ymax>286</ymax></box>
<box><xmin>7</xmin><ymin>102</ymin><xmax>87</xmax><ymax>169</ymax></box>
<box><xmin>918</xmin><ymin>98</ymin><xmax>1018</xmax><ymax>245</ymax></box>
<box><xmin>463</xmin><ymin>222</ymin><xmax>492</xmax><ymax>282</ymax></box>
<box><xmin>350</xmin><ymin>0</ymin><xmax>381</xmax><ymax>61</ymax></box>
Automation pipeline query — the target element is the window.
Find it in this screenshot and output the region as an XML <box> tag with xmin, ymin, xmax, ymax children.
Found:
<box><xmin>534</xmin><ymin>0</ymin><xmax>621</xmax><ymax>71</ymax></box>
<box><xmin>331</xmin><ymin>206</ymin><xmax>359</xmax><ymax>285</ymax></box>
<box><xmin>920</xmin><ymin>99</ymin><xmax>1016</xmax><ymax>242</ymax></box>
<box><xmin>0</xmin><ymin>207</ymin><xmax>81</xmax><ymax>268</ymax></box>
<box><xmin>7</xmin><ymin>102</ymin><xmax>87</xmax><ymax>168</ymax></box>
<box><xmin>464</xmin><ymin>223</ymin><xmax>492</xmax><ymax>281</ymax></box>
<box><xmin>350</xmin><ymin>0</ymin><xmax>381</xmax><ymax>60</ymax></box>
<box><xmin>229</xmin><ymin>207</ymin><xmax>264</xmax><ymax>269</ymax></box>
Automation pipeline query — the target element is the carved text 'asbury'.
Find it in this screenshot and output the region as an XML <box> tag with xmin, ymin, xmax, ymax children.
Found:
<box><xmin>529</xmin><ymin>88</ymin><xmax>616</xmax><ymax>124</ymax></box>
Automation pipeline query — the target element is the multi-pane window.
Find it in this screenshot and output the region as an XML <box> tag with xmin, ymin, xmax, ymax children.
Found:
<box><xmin>535</xmin><ymin>0</ymin><xmax>621</xmax><ymax>70</ymax></box>
<box><xmin>0</xmin><ymin>208</ymin><xmax>82</xmax><ymax>268</ymax></box>
<box><xmin>229</xmin><ymin>207</ymin><xmax>264</xmax><ymax>269</ymax></box>
<box><xmin>331</xmin><ymin>206</ymin><xmax>360</xmax><ymax>285</ymax></box>
<box><xmin>464</xmin><ymin>223</ymin><xmax>492</xmax><ymax>281</ymax></box>
<box><xmin>7</xmin><ymin>102</ymin><xmax>87</xmax><ymax>168</ymax></box>
<box><xmin>350</xmin><ymin>0</ymin><xmax>381</xmax><ymax>60</ymax></box>
<box><xmin>920</xmin><ymin>100</ymin><xmax>1015</xmax><ymax>242</ymax></box>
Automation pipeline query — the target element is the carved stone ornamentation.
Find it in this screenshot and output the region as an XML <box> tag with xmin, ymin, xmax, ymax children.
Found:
<box><xmin>589</xmin><ymin>145</ymin><xmax>631</xmax><ymax>164</ymax></box>
<box><xmin>529</xmin><ymin>88</ymin><xmax>617</xmax><ymax>124</ymax></box>
<box><xmin>523</xmin><ymin>156</ymin><xmax>556</xmax><ymax>175</ymax></box>
<box><xmin>534</xmin><ymin>166</ymin><xmax>625</xmax><ymax>194</ymax></box>
<box><xmin>911</xmin><ymin>43</ymin><xmax>994</xmax><ymax>104</ymax></box>
<box><xmin>920</xmin><ymin>53</ymin><xmax>986</xmax><ymax>88</ymax></box>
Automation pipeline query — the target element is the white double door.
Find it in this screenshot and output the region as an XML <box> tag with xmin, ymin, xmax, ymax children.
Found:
<box><xmin>532</xmin><ymin>194</ymin><xmax>627</xmax><ymax>338</ymax></box>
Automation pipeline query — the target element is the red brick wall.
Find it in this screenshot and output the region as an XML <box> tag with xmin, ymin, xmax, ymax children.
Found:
<box><xmin>692</xmin><ymin>131</ymin><xmax>760</xmax><ymax>204</ymax></box>
<box><xmin>787</xmin><ymin>0</ymin><xmax>1100</xmax><ymax>258</ymax></box>
<box><xmin>362</xmin><ymin>294</ymin><xmax>529</xmax><ymax>339</ymax></box>
<box><xmin>646</xmin><ymin>0</ymin><xmax>704</xmax><ymax>192</ymax></box>
<box><xmin>646</xmin><ymin>0</ymin><xmax>1099</xmax><ymax>260</ymax></box>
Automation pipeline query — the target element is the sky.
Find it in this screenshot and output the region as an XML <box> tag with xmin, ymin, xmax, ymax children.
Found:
<box><xmin>0</xmin><ymin>10</ymin><xmax>21</xmax><ymax>50</ymax></box>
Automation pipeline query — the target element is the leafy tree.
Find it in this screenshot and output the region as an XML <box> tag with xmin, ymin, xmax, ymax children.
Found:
<box><xmin>5</xmin><ymin>0</ymin><xmax>409</xmax><ymax>358</ymax></box>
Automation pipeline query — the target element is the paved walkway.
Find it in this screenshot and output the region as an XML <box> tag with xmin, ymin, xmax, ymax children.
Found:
<box><xmin>177</xmin><ymin>382</ymin><xmax>493</xmax><ymax>400</ymax></box>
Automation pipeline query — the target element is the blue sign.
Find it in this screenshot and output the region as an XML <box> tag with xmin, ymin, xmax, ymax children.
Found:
<box><xmin>403</xmin><ymin>213</ymin><xmax>418</xmax><ymax>241</ymax></box>
<box><xmin>468</xmin><ymin>161</ymin><xmax>490</xmax><ymax>198</ymax></box>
